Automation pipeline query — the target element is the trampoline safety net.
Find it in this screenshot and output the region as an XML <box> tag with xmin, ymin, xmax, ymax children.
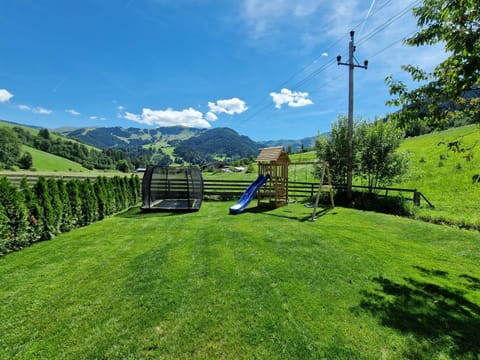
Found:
<box><xmin>141</xmin><ymin>166</ymin><xmax>203</xmax><ymax>211</ymax></box>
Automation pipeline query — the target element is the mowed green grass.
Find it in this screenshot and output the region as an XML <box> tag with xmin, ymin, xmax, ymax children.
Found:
<box><xmin>23</xmin><ymin>145</ymin><xmax>89</xmax><ymax>172</ymax></box>
<box><xmin>1</xmin><ymin>202</ymin><xmax>479</xmax><ymax>359</ymax></box>
<box><xmin>395</xmin><ymin>125</ymin><xmax>480</xmax><ymax>228</ymax></box>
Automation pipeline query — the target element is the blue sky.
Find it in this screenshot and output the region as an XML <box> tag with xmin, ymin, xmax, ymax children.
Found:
<box><xmin>0</xmin><ymin>0</ymin><xmax>446</xmax><ymax>141</ymax></box>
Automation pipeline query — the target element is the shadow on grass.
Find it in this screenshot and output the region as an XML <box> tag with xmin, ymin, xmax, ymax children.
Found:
<box><xmin>355</xmin><ymin>267</ymin><xmax>480</xmax><ymax>358</ymax></box>
<box><xmin>243</xmin><ymin>205</ymin><xmax>336</xmax><ymax>222</ymax></box>
<box><xmin>116</xmin><ymin>206</ymin><xmax>191</xmax><ymax>219</ymax></box>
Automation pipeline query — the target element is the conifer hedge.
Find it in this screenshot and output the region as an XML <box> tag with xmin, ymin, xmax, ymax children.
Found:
<box><xmin>0</xmin><ymin>175</ymin><xmax>141</xmax><ymax>256</ymax></box>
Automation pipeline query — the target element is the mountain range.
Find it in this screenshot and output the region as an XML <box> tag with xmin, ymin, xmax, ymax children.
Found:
<box><xmin>2</xmin><ymin>118</ymin><xmax>318</xmax><ymax>166</ymax></box>
<box><xmin>56</xmin><ymin>125</ymin><xmax>317</xmax><ymax>153</ymax></box>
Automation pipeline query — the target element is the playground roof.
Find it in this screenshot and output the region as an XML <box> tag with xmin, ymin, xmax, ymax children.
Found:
<box><xmin>256</xmin><ymin>147</ymin><xmax>290</xmax><ymax>163</ymax></box>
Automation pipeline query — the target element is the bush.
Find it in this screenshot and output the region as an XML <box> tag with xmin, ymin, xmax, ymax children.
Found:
<box><xmin>0</xmin><ymin>177</ymin><xmax>30</xmax><ymax>253</ymax></box>
<box><xmin>315</xmin><ymin>116</ymin><xmax>409</xmax><ymax>193</ymax></box>
<box><xmin>18</xmin><ymin>152</ymin><xmax>33</xmax><ymax>170</ymax></box>
<box><xmin>1</xmin><ymin>175</ymin><xmax>141</xmax><ymax>257</ymax></box>
<box><xmin>315</xmin><ymin>190</ymin><xmax>412</xmax><ymax>217</ymax></box>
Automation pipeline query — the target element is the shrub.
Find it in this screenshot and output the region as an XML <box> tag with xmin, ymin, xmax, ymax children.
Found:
<box><xmin>34</xmin><ymin>177</ymin><xmax>56</xmax><ymax>241</ymax></box>
<box><xmin>0</xmin><ymin>177</ymin><xmax>30</xmax><ymax>253</ymax></box>
<box><xmin>332</xmin><ymin>190</ymin><xmax>412</xmax><ymax>216</ymax></box>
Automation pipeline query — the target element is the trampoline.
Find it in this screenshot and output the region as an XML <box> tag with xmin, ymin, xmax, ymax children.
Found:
<box><xmin>141</xmin><ymin>166</ymin><xmax>203</xmax><ymax>211</ymax></box>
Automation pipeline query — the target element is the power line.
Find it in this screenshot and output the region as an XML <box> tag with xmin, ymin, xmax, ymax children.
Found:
<box><xmin>357</xmin><ymin>0</ymin><xmax>420</xmax><ymax>46</ymax></box>
<box><xmin>238</xmin><ymin>0</ymin><xmax>419</xmax><ymax>126</ymax></box>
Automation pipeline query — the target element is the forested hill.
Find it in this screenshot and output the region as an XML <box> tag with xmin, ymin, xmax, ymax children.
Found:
<box><xmin>259</xmin><ymin>136</ymin><xmax>318</xmax><ymax>153</ymax></box>
<box><xmin>60</xmin><ymin>125</ymin><xmax>261</xmax><ymax>164</ymax></box>
<box><xmin>173</xmin><ymin>128</ymin><xmax>260</xmax><ymax>164</ymax></box>
<box><xmin>59</xmin><ymin>126</ymin><xmax>204</xmax><ymax>148</ymax></box>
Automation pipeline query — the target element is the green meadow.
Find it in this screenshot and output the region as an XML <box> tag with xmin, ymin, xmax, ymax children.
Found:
<box><xmin>394</xmin><ymin>125</ymin><xmax>480</xmax><ymax>229</ymax></box>
<box><xmin>1</xmin><ymin>203</ymin><xmax>479</xmax><ymax>359</ymax></box>
<box><xmin>22</xmin><ymin>145</ymin><xmax>89</xmax><ymax>172</ymax></box>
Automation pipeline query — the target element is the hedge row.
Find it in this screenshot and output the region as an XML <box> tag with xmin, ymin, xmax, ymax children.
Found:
<box><xmin>0</xmin><ymin>175</ymin><xmax>141</xmax><ymax>256</ymax></box>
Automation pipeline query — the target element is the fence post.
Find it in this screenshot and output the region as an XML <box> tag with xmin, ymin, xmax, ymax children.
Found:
<box><xmin>413</xmin><ymin>190</ymin><xmax>420</xmax><ymax>206</ymax></box>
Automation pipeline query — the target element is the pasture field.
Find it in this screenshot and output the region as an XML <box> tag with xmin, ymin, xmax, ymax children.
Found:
<box><xmin>1</xmin><ymin>201</ymin><xmax>479</xmax><ymax>359</ymax></box>
<box><xmin>21</xmin><ymin>145</ymin><xmax>89</xmax><ymax>172</ymax></box>
<box><xmin>395</xmin><ymin>125</ymin><xmax>480</xmax><ymax>228</ymax></box>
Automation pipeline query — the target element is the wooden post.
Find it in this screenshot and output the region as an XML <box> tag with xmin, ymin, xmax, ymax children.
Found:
<box><xmin>311</xmin><ymin>162</ymin><xmax>327</xmax><ymax>221</ymax></box>
<box><xmin>413</xmin><ymin>190</ymin><xmax>420</xmax><ymax>206</ymax></box>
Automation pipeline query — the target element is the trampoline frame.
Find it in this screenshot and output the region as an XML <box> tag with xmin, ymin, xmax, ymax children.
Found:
<box><xmin>141</xmin><ymin>166</ymin><xmax>203</xmax><ymax>211</ymax></box>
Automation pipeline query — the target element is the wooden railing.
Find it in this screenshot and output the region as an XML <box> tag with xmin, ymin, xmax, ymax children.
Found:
<box><xmin>2</xmin><ymin>173</ymin><xmax>103</xmax><ymax>186</ymax></box>
<box><xmin>204</xmin><ymin>179</ymin><xmax>433</xmax><ymax>207</ymax></box>
<box><xmin>2</xmin><ymin>175</ymin><xmax>433</xmax><ymax>207</ymax></box>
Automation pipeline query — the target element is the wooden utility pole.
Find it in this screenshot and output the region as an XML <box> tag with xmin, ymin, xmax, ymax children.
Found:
<box><xmin>337</xmin><ymin>30</ymin><xmax>368</xmax><ymax>201</ymax></box>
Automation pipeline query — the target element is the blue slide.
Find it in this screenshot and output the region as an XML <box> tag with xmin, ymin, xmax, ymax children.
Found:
<box><xmin>229</xmin><ymin>174</ymin><xmax>270</xmax><ymax>215</ymax></box>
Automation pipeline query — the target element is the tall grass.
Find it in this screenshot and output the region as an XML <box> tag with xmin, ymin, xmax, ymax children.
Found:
<box><xmin>395</xmin><ymin>125</ymin><xmax>480</xmax><ymax>229</ymax></box>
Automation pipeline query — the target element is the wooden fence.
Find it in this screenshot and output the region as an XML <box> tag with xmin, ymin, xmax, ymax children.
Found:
<box><xmin>204</xmin><ymin>179</ymin><xmax>433</xmax><ymax>207</ymax></box>
<box><xmin>2</xmin><ymin>174</ymin><xmax>433</xmax><ymax>207</ymax></box>
<box><xmin>3</xmin><ymin>173</ymin><xmax>118</xmax><ymax>186</ymax></box>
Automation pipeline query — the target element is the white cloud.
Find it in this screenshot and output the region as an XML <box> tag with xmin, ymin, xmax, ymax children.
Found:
<box><xmin>208</xmin><ymin>98</ymin><xmax>248</xmax><ymax>115</ymax></box>
<box><xmin>19</xmin><ymin>104</ymin><xmax>31</xmax><ymax>111</ymax></box>
<box><xmin>19</xmin><ymin>104</ymin><xmax>52</xmax><ymax>114</ymax></box>
<box><xmin>89</xmin><ymin>116</ymin><xmax>97</xmax><ymax>120</ymax></box>
<box><xmin>270</xmin><ymin>88</ymin><xmax>313</xmax><ymax>109</ymax></box>
<box><xmin>124</xmin><ymin>108</ymin><xmax>211</xmax><ymax>128</ymax></box>
<box><xmin>124</xmin><ymin>112</ymin><xmax>141</xmax><ymax>122</ymax></box>
<box><xmin>66</xmin><ymin>109</ymin><xmax>80</xmax><ymax>116</ymax></box>
<box><xmin>206</xmin><ymin>111</ymin><xmax>218</xmax><ymax>121</ymax></box>
<box><xmin>32</xmin><ymin>107</ymin><xmax>52</xmax><ymax>115</ymax></box>
<box><xmin>0</xmin><ymin>89</ymin><xmax>14</xmax><ymax>102</ymax></box>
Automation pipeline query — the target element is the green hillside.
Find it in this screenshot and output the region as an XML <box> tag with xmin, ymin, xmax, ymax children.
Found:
<box><xmin>287</xmin><ymin>126</ymin><xmax>480</xmax><ymax>229</ymax></box>
<box><xmin>22</xmin><ymin>145</ymin><xmax>89</xmax><ymax>172</ymax></box>
<box><xmin>395</xmin><ymin>125</ymin><xmax>480</xmax><ymax>228</ymax></box>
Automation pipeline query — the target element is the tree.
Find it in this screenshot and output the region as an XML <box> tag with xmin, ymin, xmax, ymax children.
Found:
<box><xmin>57</xmin><ymin>179</ymin><xmax>73</xmax><ymax>232</ymax></box>
<box><xmin>116</xmin><ymin>159</ymin><xmax>132</xmax><ymax>173</ymax></box>
<box><xmin>0</xmin><ymin>202</ymin><xmax>9</xmax><ymax>254</ymax></box>
<box><xmin>47</xmin><ymin>178</ymin><xmax>63</xmax><ymax>235</ymax></box>
<box><xmin>79</xmin><ymin>179</ymin><xmax>98</xmax><ymax>226</ymax></box>
<box><xmin>66</xmin><ymin>180</ymin><xmax>82</xmax><ymax>227</ymax></box>
<box><xmin>357</xmin><ymin>120</ymin><xmax>408</xmax><ymax>191</ymax></box>
<box><xmin>34</xmin><ymin>177</ymin><xmax>55</xmax><ymax>240</ymax></box>
<box><xmin>315</xmin><ymin>116</ymin><xmax>408</xmax><ymax>192</ymax></box>
<box><xmin>38</xmin><ymin>128</ymin><xmax>50</xmax><ymax>140</ymax></box>
<box><xmin>287</xmin><ymin>144</ymin><xmax>293</xmax><ymax>154</ymax></box>
<box><xmin>0</xmin><ymin>128</ymin><xmax>21</xmax><ymax>169</ymax></box>
<box><xmin>20</xmin><ymin>177</ymin><xmax>43</xmax><ymax>243</ymax></box>
<box><xmin>0</xmin><ymin>177</ymin><xmax>29</xmax><ymax>252</ymax></box>
<box><xmin>386</xmin><ymin>0</ymin><xmax>480</xmax><ymax>133</ymax></box>
<box><xmin>18</xmin><ymin>152</ymin><xmax>33</xmax><ymax>170</ymax></box>
<box><xmin>315</xmin><ymin>115</ymin><xmax>359</xmax><ymax>186</ymax></box>
<box><xmin>94</xmin><ymin>177</ymin><xmax>108</xmax><ymax>220</ymax></box>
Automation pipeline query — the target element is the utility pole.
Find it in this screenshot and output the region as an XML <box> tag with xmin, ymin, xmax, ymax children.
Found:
<box><xmin>337</xmin><ymin>30</ymin><xmax>368</xmax><ymax>201</ymax></box>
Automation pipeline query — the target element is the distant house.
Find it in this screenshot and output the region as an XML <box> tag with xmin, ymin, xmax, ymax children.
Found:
<box><xmin>201</xmin><ymin>161</ymin><xmax>229</xmax><ymax>171</ymax></box>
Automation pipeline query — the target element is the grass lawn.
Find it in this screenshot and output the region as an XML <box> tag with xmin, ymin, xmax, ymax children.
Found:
<box><xmin>1</xmin><ymin>201</ymin><xmax>479</xmax><ymax>359</ymax></box>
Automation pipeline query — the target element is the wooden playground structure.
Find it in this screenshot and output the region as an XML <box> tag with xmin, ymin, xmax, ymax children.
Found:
<box><xmin>256</xmin><ymin>147</ymin><xmax>290</xmax><ymax>208</ymax></box>
<box><xmin>256</xmin><ymin>147</ymin><xmax>334</xmax><ymax>212</ymax></box>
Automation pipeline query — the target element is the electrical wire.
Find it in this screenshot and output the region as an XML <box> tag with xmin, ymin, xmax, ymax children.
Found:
<box><xmin>238</xmin><ymin>0</ymin><xmax>420</xmax><ymax>126</ymax></box>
